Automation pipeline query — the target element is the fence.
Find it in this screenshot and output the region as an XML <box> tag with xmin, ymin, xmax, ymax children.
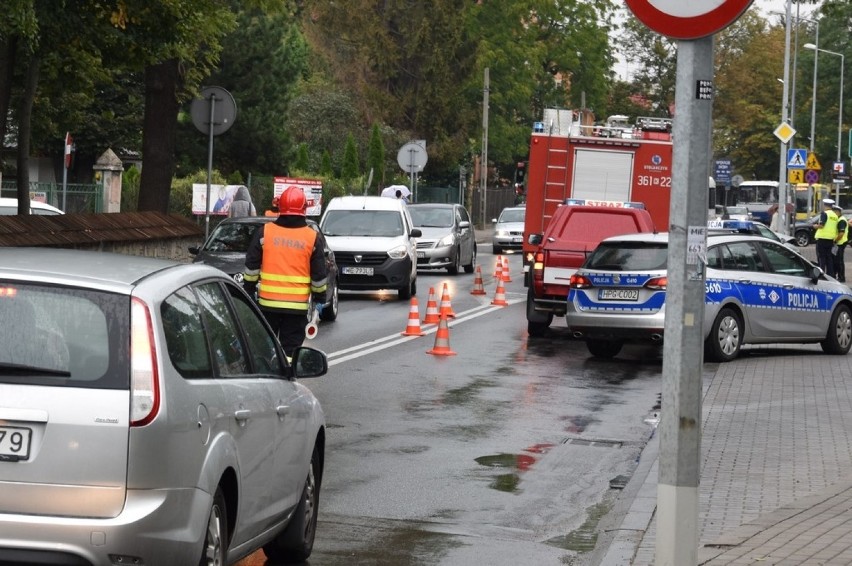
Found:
<box><xmin>469</xmin><ymin>185</ymin><xmax>518</xmax><ymax>228</ymax></box>
<box><xmin>1</xmin><ymin>181</ymin><xmax>102</xmax><ymax>213</ymax></box>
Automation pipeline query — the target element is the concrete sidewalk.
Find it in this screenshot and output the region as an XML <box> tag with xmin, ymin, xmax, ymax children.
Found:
<box><xmin>593</xmin><ymin>344</ymin><xmax>852</xmax><ymax>566</ymax></box>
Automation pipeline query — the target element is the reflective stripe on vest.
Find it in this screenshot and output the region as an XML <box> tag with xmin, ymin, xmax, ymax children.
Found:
<box><xmin>815</xmin><ymin>210</ymin><xmax>839</xmax><ymax>240</ymax></box>
<box><xmin>258</xmin><ymin>224</ymin><xmax>317</xmax><ymax>311</ymax></box>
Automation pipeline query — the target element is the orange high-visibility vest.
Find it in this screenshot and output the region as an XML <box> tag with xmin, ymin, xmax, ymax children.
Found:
<box><xmin>258</xmin><ymin>224</ymin><xmax>317</xmax><ymax>311</ymax></box>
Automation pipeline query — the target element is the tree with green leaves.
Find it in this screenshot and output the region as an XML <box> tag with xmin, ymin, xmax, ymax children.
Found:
<box><xmin>366</xmin><ymin>123</ymin><xmax>386</xmax><ymax>192</ymax></box>
<box><xmin>617</xmin><ymin>12</ymin><xmax>677</xmax><ymax>117</ymax></box>
<box><xmin>320</xmin><ymin>149</ymin><xmax>333</xmax><ymax>176</ymax></box>
<box><xmin>341</xmin><ymin>133</ymin><xmax>360</xmax><ymax>181</ymax></box>
<box><xmin>293</xmin><ymin>143</ymin><xmax>310</xmax><ymax>173</ymax></box>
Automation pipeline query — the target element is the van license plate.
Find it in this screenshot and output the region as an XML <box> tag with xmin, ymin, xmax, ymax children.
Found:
<box><xmin>599</xmin><ymin>289</ymin><xmax>639</xmax><ymax>301</ymax></box>
<box><xmin>0</xmin><ymin>426</ymin><xmax>31</xmax><ymax>462</ymax></box>
<box><xmin>343</xmin><ymin>267</ymin><xmax>374</xmax><ymax>276</ymax></box>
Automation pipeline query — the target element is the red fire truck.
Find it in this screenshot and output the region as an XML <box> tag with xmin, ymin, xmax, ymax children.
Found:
<box><xmin>522</xmin><ymin>110</ymin><xmax>674</xmax><ymax>270</ymax></box>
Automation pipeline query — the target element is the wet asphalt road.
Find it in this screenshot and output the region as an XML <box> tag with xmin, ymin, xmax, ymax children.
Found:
<box><xmin>236</xmin><ymin>252</ymin><xmax>663</xmax><ymax>566</ymax></box>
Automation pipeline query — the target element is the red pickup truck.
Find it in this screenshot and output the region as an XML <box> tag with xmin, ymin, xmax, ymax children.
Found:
<box><xmin>526</xmin><ymin>200</ymin><xmax>657</xmax><ymax>336</ymax></box>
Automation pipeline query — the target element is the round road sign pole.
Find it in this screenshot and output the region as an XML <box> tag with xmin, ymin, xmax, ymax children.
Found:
<box><xmin>205</xmin><ymin>93</ymin><xmax>216</xmax><ymax>239</ymax></box>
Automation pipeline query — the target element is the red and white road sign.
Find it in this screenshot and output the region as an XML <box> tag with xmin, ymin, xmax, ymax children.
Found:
<box><xmin>64</xmin><ymin>132</ymin><xmax>73</xmax><ymax>169</ymax></box>
<box><xmin>625</xmin><ymin>0</ymin><xmax>754</xmax><ymax>40</ymax></box>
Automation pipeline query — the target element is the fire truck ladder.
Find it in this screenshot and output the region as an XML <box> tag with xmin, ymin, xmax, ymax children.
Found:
<box><xmin>541</xmin><ymin>121</ymin><xmax>571</xmax><ymax>229</ymax></box>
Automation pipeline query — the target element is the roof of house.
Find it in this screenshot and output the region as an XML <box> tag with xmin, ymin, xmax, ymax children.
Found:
<box><xmin>0</xmin><ymin>211</ymin><xmax>203</xmax><ymax>247</ymax></box>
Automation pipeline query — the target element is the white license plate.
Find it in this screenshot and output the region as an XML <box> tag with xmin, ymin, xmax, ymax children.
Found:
<box><xmin>343</xmin><ymin>266</ymin><xmax>374</xmax><ymax>276</ymax></box>
<box><xmin>599</xmin><ymin>288</ymin><xmax>639</xmax><ymax>301</ymax></box>
<box><xmin>512</xmin><ymin>237</ymin><xmax>522</xmax><ymax>243</ymax></box>
<box><xmin>0</xmin><ymin>426</ymin><xmax>32</xmax><ymax>462</ymax></box>
<box><xmin>417</xmin><ymin>252</ymin><xmax>426</xmax><ymax>259</ymax></box>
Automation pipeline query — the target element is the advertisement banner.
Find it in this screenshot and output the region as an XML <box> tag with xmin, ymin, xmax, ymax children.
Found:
<box><xmin>273</xmin><ymin>177</ymin><xmax>323</xmax><ymax>217</ymax></box>
<box><xmin>192</xmin><ymin>184</ymin><xmax>242</xmax><ymax>216</ymax></box>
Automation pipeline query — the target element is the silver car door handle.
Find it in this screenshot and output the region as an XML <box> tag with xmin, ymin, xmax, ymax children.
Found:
<box><xmin>234</xmin><ymin>410</ymin><xmax>251</xmax><ymax>421</ymax></box>
<box><xmin>276</xmin><ymin>405</ymin><xmax>290</xmax><ymax>416</ymax></box>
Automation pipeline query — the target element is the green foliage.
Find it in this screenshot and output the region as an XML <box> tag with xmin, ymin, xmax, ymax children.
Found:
<box><xmin>294</xmin><ymin>143</ymin><xmax>310</xmax><ymax>173</ymax></box>
<box><xmin>121</xmin><ymin>166</ymin><xmax>142</xmax><ymax>212</ymax></box>
<box><xmin>320</xmin><ymin>149</ymin><xmax>333</xmax><ymax>176</ymax></box>
<box><xmin>170</xmin><ymin>169</ymin><xmax>228</xmax><ymax>218</ymax></box>
<box><xmin>366</xmin><ymin>123</ymin><xmax>386</xmax><ymax>191</ymax></box>
<box><xmin>340</xmin><ymin>133</ymin><xmax>360</xmax><ymax>181</ymax></box>
<box><xmin>618</xmin><ymin>14</ymin><xmax>677</xmax><ymax>117</ymax></box>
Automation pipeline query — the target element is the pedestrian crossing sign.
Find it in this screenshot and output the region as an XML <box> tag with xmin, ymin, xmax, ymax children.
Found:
<box><xmin>787</xmin><ymin>148</ymin><xmax>807</xmax><ymax>169</ymax></box>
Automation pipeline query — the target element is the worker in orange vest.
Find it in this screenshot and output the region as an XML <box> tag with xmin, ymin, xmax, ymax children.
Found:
<box><xmin>243</xmin><ymin>187</ymin><xmax>328</xmax><ymax>357</ymax></box>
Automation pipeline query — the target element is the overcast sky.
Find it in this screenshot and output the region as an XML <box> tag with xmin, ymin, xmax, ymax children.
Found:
<box><xmin>613</xmin><ymin>0</ymin><xmax>821</xmax><ymax>81</ymax></box>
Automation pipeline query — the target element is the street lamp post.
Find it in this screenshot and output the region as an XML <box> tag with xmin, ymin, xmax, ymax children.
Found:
<box><xmin>805</xmin><ymin>42</ymin><xmax>844</xmax><ymax>200</ymax></box>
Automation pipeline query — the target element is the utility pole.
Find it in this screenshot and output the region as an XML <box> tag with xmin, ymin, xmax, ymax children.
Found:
<box><xmin>480</xmin><ymin>68</ymin><xmax>490</xmax><ymax>229</ymax></box>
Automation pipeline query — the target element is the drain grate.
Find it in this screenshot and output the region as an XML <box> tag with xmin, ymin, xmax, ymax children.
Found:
<box><xmin>562</xmin><ymin>437</ymin><xmax>623</xmax><ymax>449</ymax></box>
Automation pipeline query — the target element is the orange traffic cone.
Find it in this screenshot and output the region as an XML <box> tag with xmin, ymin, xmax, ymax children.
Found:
<box><xmin>427</xmin><ymin>313</ymin><xmax>457</xmax><ymax>356</ymax></box>
<box><xmin>471</xmin><ymin>265</ymin><xmax>487</xmax><ymax>295</ymax></box>
<box><xmin>423</xmin><ymin>287</ymin><xmax>441</xmax><ymax>324</ymax></box>
<box><xmin>494</xmin><ymin>255</ymin><xmax>503</xmax><ymax>278</ymax></box>
<box><xmin>502</xmin><ymin>256</ymin><xmax>512</xmax><ymax>282</ymax></box>
<box><xmin>491</xmin><ymin>277</ymin><xmax>509</xmax><ymax>307</ymax></box>
<box><xmin>401</xmin><ymin>297</ymin><xmax>426</xmax><ymax>336</ymax></box>
<box><xmin>438</xmin><ymin>282</ymin><xmax>456</xmax><ymax>318</ymax></box>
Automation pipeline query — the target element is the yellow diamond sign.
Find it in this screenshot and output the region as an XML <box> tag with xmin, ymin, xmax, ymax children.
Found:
<box><xmin>774</xmin><ymin>122</ymin><xmax>796</xmax><ymax>143</ymax></box>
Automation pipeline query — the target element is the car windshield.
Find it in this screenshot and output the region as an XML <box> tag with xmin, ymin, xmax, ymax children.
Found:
<box><xmin>499</xmin><ymin>209</ymin><xmax>525</xmax><ymax>223</ymax></box>
<box><xmin>410</xmin><ymin>207</ymin><xmax>453</xmax><ymax>228</ymax></box>
<box><xmin>726</xmin><ymin>207</ymin><xmax>748</xmax><ymax>215</ymax></box>
<box><xmin>322</xmin><ymin>210</ymin><xmax>403</xmax><ymax>237</ymax></box>
<box><xmin>585</xmin><ymin>242</ymin><xmax>668</xmax><ymax>271</ymax></box>
<box><xmin>204</xmin><ymin>222</ymin><xmax>262</xmax><ymax>253</ymax></box>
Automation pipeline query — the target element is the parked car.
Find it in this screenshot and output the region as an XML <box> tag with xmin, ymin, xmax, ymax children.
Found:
<box><xmin>711</xmin><ymin>204</ymin><xmax>752</xmax><ymax>221</ymax></box>
<box><xmin>408</xmin><ymin>203</ymin><xmax>476</xmax><ymax>274</ymax></box>
<box><xmin>189</xmin><ymin>216</ymin><xmax>339</xmax><ymax>321</ymax></box>
<box><xmin>0</xmin><ymin>197</ymin><xmax>64</xmax><ymax>215</ymax></box>
<box><xmin>319</xmin><ymin>195</ymin><xmax>421</xmax><ymax>300</ymax></box>
<box><xmin>793</xmin><ymin>214</ymin><xmax>820</xmax><ymax>247</ymax></box>
<box><xmin>565</xmin><ymin>231</ymin><xmax>852</xmax><ymax>361</ymax></box>
<box><xmin>0</xmin><ymin>247</ymin><xmax>328</xmax><ymax>565</ymax></box>
<box><xmin>492</xmin><ymin>205</ymin><xmax>526</xmax><ymax>255</ymax></box>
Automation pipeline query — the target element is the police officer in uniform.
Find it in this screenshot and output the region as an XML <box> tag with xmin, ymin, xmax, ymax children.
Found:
<box><xmin>814</xmin><ymin>198</ymin><xmax>839</xmax><ymax>278</ymax></box>
<box><xmin>832</xmin><ymin>204</ymin><xmax>848</xmax><ymax>283</ymax></box>
<box><xmin>243</xmin><ymin>187</ymin><xmax>328</xmax><ymax>358</ymax></box>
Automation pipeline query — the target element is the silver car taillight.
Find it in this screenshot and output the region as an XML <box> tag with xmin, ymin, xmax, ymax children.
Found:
<box><xmin>130</xmin><ymin>298</ymin><xmax>160</xmax><ymax>427</ymax></box>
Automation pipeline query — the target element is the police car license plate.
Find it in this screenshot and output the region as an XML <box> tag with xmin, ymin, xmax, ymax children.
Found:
<box><xmin>0</xmin><ymin>426</ymin><xmax>31</xmax><ymax>462</ymax></box>
<box><xmin>599</xmin><ymin>289</ymin><xmax>639</xmax><ymax>301</ymax></box>
<box><xmin>343</xmin><ymin>266</ymin><xmax>374</xmax><ymax>276</ymax></box>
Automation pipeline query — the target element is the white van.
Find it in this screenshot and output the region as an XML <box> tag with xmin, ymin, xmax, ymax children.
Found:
<box><xmin>319</xmin><ymin>196</ymin><xmax>421</xmax><ymax>299</ymax></box>
<box><xmin>0</xmin><ymin>198</ymin><xmax>64</xmax><ymax>215</ymax></box>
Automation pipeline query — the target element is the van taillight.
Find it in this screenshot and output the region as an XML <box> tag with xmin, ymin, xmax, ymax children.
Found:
<box><xmin>645</xmin><ymin>276</ymin><xmax>668</xmax><ymax>290</ymax></box>
<box><xmin>130</xmin><ymin>298</ymin><xmax>160</xmax><ymax>427</ymax></box>
<box><xmin>569</xmin><ymin>274</ymin><xmax>592</xmax><ymax>288</ymax></box>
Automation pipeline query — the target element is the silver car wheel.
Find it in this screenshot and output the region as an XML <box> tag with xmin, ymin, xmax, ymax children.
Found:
<box><xmin>302</xmin><ymin>459</ymin><xmax>317</xmax><ymax>538</ymax></box>
<box><xmin>718</xmin><ymin>313</ymin><xmax>741</xmax><ymax>357</ymax></box>
<box><xmin>835</xmin><ymin>308</ymin><xmax>852</xmax><ymax>349</ymax></box>
<box><xmin>202</xmin><ymin>491</ymin><xmax>226</xmax><ymax>566</ymax></box>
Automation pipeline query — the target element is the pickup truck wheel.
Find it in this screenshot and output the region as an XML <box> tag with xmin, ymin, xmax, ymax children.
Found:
<box><xmin>586</xmin><ymin>339</ymin><xmax>623</xmax><ymax>359</ymax></box>
<box><xmin>795</xmin><ymin>230</ymin><xmax>811</xmax><ymax>247</ymax></box>
<box><xmin>526</xmin><ymin>289</ymin><xmax>552</xmax><ymax>337</ymax></box>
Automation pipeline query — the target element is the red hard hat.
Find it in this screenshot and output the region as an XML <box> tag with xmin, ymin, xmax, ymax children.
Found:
<box><xmin>280</xmin><ymin>186</ymin><xmax>306</xmax><ymax>215</ymax></box>
<box><xmin>271</xmin><ymin>196</ymin><xmax>280</xmax><ymax>208</ymax></box>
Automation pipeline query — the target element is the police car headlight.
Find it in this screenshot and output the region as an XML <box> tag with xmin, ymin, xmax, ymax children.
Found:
<box><xmin>438</xmin><ymin>234</ymin><xmax>454</xmax><ymax>247</ymax></box>
<box><xmin>388</xmin><ymin>245</ymin><xmax>408</xmax><ymax>259</ymax></box>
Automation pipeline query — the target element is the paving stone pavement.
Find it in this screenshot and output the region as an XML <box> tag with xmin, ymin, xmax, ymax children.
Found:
<box><xmin>595</xmin><ymin>344</ymin><xmax>852</xmax><ymax>566</ymax></box>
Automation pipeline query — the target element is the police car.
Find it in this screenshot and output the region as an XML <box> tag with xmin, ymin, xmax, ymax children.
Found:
<box><xmin>707</xmin><ymin>219</ymin><xmax>797</xmax><ymax>249</ymax></box>
<box><xmin>566</xmin><ymin>231</ymin><xmax>852</xmax><ymax>361</ymax></box>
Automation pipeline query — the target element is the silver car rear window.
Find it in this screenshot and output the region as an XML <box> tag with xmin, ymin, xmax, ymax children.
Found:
<box><xmin>0</xmin><ymin>282</ymin><xmax>129</xmax><ymax>388</ymax></box>
<box><xmin>585</xmin><ymin>242</ymin><xmax>668</xmax><ymax>271</ymax></box>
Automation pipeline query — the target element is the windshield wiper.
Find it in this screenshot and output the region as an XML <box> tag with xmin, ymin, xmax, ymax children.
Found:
<box><xmin>0</xmin><ymin>363</ymin><xmax>71</xmax><ymax>377</ymax></box>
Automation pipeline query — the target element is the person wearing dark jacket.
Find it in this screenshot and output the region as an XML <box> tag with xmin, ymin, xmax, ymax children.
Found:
<box><xmin>243</xmin><ymin>187</ymin><xmax>328</xmax><ymax>357</ymax></box>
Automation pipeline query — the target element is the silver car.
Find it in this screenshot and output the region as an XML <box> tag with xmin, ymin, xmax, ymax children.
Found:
<box><xmin>408</xmin><ymin>203</ymin><xmax>476</xmax><ymax>274</ymax></box>
<box><xmin>492</xmin><ymin>205</ymin><xmax>526</xmax><ymax>255</ymax></box>
<box><xmin>566</xmin><ymin>232</ymin><xmax>852</xmax><ymax>361</ymax></box>
<box><xmin>0</xmin><ymin>248</ymin><xmax>327</xmax><ymax>565</ymax></box>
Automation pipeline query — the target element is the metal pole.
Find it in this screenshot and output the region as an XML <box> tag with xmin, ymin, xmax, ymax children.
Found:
<box><xmin>810</xmin><ymin>23</ymin><xmax>819</xmax><ymax>153</ymax></box>
<box><xmin>204</xmin><ymin>93</ymin><xmax>216</xmax><ymax>240</ymax></box>
<box><xmin>656</xmin><ymin>36</ymin><xmax>714</xmax><ymax>565</ymax></box>
<box><xmin>838</xmin><ymin>55</ymin><xmax>844</xmax><ymax>201</ymax></box>
<box><xmin>777</xmin><ymin>0</ymin><xmax>793</xmax><ymax>236</ymax></box>
<box><xmin>480</xmin><ymin>68</ymin><xmax>490</xmax><ymax>228</ymax></box>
